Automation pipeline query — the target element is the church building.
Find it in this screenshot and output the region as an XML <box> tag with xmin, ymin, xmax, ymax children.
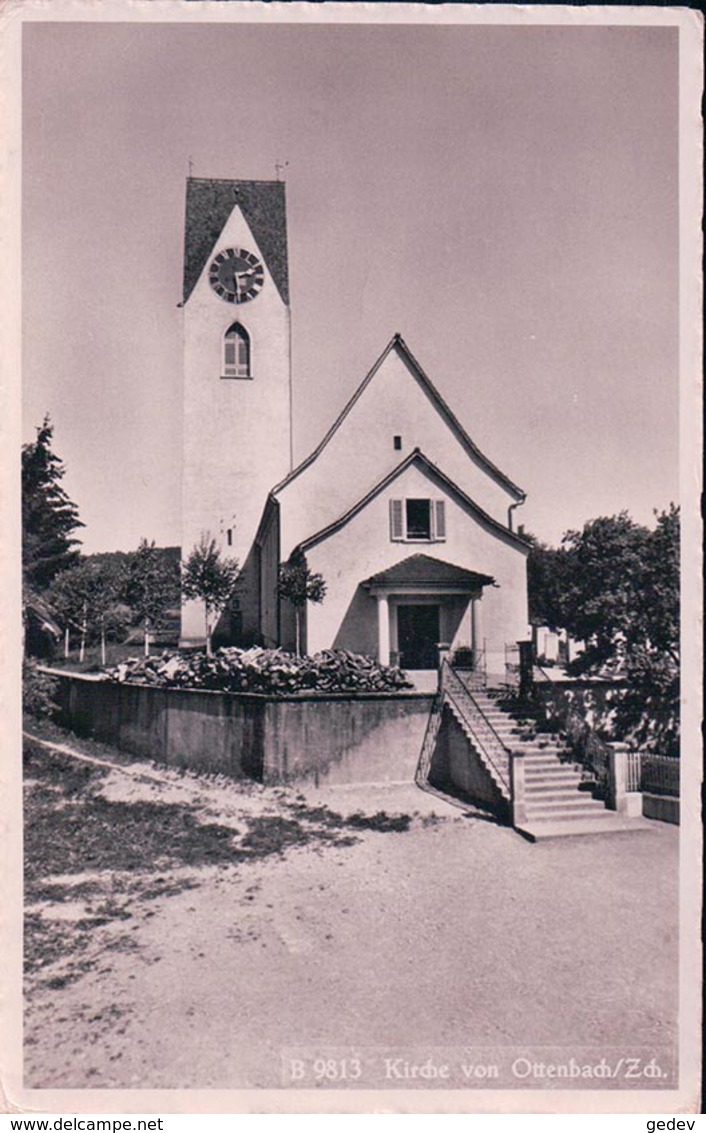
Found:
<box><xmin>180</xmin><ymin>177</ymin><xmax>531</xmax><ymax>682</ymax></box>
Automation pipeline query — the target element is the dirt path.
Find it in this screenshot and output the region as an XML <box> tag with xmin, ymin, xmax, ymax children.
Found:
<box><xmin>23</xmin><ymin>729</ymin><xmax>679</xmax><ymax>1091</ymax></box>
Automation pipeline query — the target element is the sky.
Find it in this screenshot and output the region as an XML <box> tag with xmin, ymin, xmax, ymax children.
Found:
<box><xmin>22</xmin><ymin>18</ymin><xmax>680</xmax><ymax>553</ymax></box>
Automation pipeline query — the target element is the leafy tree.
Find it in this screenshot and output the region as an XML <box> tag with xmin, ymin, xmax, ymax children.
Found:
<box><xmin>48</xmin><ymin>558</ymin><xmax>124</xmax><ymax>664</ymax></box>
<box><xmin>553</xmin><ymin>512</ymin><xmax>650</xmax><ymax>673</ymax></box>
<box><xmin>277</xmin><ymin>550</ymin><xmax>327</xmax><ymax>655</ymax></box>
<box><xmin>22</xmin><ymin>659</ymin><xmax>58</xmax><ymax>718</ymax></box>
<box><xmin>22</xmin><ymin>417</ymin><xmax>83</xmax><ymax>592</ymax></box>
<box><xmin>528</xmin><ymin>508</ymin><xmax>680</xmax><ymax>754</ymax></box>
<box><xmin>526</xmin><ymin>535</ymin><xmax>570</xmax><ymax>630</ymax></box>
<box><xmin>122</xmin><ymin>539</ymin><xmax>181</xmax><ymax>656</ymax></box>
<box><xmin>616</xmin><ymin>505</ymin><xmax>680</xmax><ymax>755</ymax></box>
<box><xmin>181</xmin><ymin>534</ymin><xmax>240</xmax><ymax>656</ymax></box>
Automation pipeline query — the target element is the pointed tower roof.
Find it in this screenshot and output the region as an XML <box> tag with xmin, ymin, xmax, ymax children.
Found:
<box><xmin>183</xmin><ymin>178</ymin><xmax>289</xmax><ymax>304</ymax></box>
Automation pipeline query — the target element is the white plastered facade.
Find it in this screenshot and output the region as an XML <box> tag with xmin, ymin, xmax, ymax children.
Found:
<box><xmin>181</xmin><ymin>203</ymin><xmax>291</xmax><ymax>645</ymax></box>
<box><xmin>276</xmin><ymin>443</ymin><xmax>529</xmax><ymax>681</ymax></box>
<box><xmin>179</xmin><ymin>188</ymin><xmax>530</xmax><ymax>675</ymax></box>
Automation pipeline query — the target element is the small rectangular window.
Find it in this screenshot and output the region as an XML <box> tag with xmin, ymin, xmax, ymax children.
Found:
<box><xmin>406</xmin><ymin>499</ymin><xmax>432</xmax><ymax>540</ymax></box>
<box><xmin>226</xmin><ymin>528</ymin><xmax>233</xmax><ymax>547</ymax></box>
<box><xmin>390</xmin><ymin>498</ymin><xmax>446</xmax><ymax>542</ymax></box>
<box><xmin>393</xmin><ymin>435</ymin><xmax>402</xmax><ymax>450</ymax></box>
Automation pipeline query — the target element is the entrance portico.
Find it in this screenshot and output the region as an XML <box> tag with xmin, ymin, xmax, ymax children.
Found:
<box><xmin>363</xmin><ymin>554</ymin><xmax>494</xmax><ymax>670</ymax></box>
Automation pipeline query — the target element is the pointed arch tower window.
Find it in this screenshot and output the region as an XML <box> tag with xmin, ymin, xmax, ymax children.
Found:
<box><xmin>223</xmin><ymin>322</ymin><xmax>251</xmax><ymax>379</ymax></box>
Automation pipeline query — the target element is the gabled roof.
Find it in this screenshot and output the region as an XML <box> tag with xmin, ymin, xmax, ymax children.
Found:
<box><xmin>294</xmin><ymin>448</ymin><xmax>530</xmax><ymax>554</ymax></box>
<box><xmin>363</xmin><ymin>554</ymin><xmax>494</xmax><ymax>590</ymax></box>
<box><xmin>183</xmin><ymin>178</ymin><xmax>289</xmax><ymax>305</ymax></box>
<box><xmin>273</xmin><ymin>334</ymin><xmax>525</xmax><ymax>500</ymax></box>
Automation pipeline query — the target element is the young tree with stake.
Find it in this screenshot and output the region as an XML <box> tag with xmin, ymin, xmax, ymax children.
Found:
<box><xmin>277</xmin><ymin>550</ymin><xmax>327</xmax><ymax>656</ymax></box>
<box><xmin>121</xmin><ymin>539</ymin><xmax>180</xmax><ymax>656</ymax></box>
<box><xmin>181</xmin><ymin>535</ymin><xmax>240</xmax><ymax>656</ymax></box>
<box><xmin>48</xmin><ymin>558</ymin><xmax>122</xmax><ymax>665</ymax></box>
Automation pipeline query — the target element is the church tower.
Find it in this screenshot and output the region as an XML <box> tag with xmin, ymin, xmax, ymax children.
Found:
<box><xmin>180</xmin><ymin>178</ymin><xmax>292</xmax><ymax>646</ymax></box>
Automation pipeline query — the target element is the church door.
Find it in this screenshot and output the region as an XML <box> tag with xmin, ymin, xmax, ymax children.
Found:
<box><xmin>397</xmin><ymin>604</ymin><xmax>441</xmax><ymax>670</ymax></box>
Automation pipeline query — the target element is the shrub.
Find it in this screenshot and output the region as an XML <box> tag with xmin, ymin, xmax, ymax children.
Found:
<box><xmin>23</xmin><ymin>659</ymin><xmax>58</xmax><ymax>718</ymax></box>
<box><xmin>105</xmin><ymin>647</ymin><xmax>413</xmax><ymax>695</ymax></box>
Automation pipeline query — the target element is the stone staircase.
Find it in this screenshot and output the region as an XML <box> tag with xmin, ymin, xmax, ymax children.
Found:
<box><xmin>452</xmin><ymin>681</ymin><xmax>650</xmax><ymax>841</ymax></box>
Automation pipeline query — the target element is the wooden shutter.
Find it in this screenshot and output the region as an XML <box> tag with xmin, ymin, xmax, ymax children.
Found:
<box><xmin>390</xmin><ymin>499</ymin><xmax>404</xmax><ymax>541</ymax></box>
<box><xmin>434</xmin><ymin>500</ymin><xmax>446</xmax><ymax>541</ymax></box>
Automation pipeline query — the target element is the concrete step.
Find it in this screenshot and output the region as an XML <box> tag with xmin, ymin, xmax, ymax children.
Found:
<box><xmin>516</xmin><ymin>815</ymin><xmax>654</xmax><ymax>842</ymax></box>
<box><xmin>526</xmin><ymin>784</ymin><xmax>587</xmax><ymax>797</ymax></box>
<box><xmin>477</xmin><ymin>709</ymin><xmax>535</xmax><ymax>720</ymax></box>
<box><xmin>522</xmin><ymin>759</ymin><xmax>576</xmax><ymax>770</ymax></box>
<box><xmin>525</xmin><ymin>801</ymin><xmax>610</xmax><ymax>820</ymax></box>
<box><xmin>525</xmin><ymin>773</ymin><xmax>584</xmax><ymax>787</ymax></box>
<box><xmin>525</xmin><ymin>790</ymin><xmax>603</xmax><ymax>806</ymax></box>
<box><xmin>525</xmin><ymin>761</ymin><xmax>580</xmax><ymax>773</ymax></box>
<box><xmin>520</xmin><ymin>755</ymin><xmax>576</xmax><ymax>768</ymax></box>
<box><xmin>519</xmin><ymin>746</ymin><xmax>574</xmax><ymax>757</ymax></box>
<box><xmin>482</xmin><ymin>725</ymin><xmax>559</xmax><ymax>743</ymax></box>
<box><xmin>525</xmin><ymin>786</ymin><xmax>592</xmax><ymax>801</ymax></box>
<box><xmin>487</xmin><ymin>731</ymin><xmax>568</xmax><ymax>748</ymax></box>
<box><xmin>507</xmin><ymin>745</ymin><xmax>572</xmax><ymax>757</ymax></box>
<box><xmin>479</xmin><ymin>718</ymin><xmax>545</xmax><ymax>732</ymax></box>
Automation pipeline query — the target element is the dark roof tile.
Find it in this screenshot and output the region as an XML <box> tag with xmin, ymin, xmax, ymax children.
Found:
<box><xmin>363</xmin><ymin>553</ymin><xmax>494</xmax><ymax>589</ymax></box>
<box><xmin>183</xmin><ymin>178</ymin><xmax>289</xmax><ymax>304</ymax></box>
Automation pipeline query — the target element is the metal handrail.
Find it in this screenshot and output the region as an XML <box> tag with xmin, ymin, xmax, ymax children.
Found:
<box><xmin>450</xmin><ymin>645</ymin><xmax>487</xmax><ymax>689</ymax></box>
<box><xmin>443</xmin><ymin>662</ymin><xmax>511</xmax><ymax>794</ymax></box>
<box><xmin>446</xmin><ymin>662</ymin><xmax>512</xmax><ymax>751</ymax></box>
<box><xmin>415</xmin><ymin>689</ymin><xmax>444</xmax><ymax>785</ymax></box>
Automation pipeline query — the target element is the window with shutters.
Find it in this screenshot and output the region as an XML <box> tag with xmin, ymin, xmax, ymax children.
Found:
<box><xmin>222</xmin><ymin>322</ymin><xmax>251</xmax><ymax>379</ymax></box>
<box><xmin>389</xmin><ymin>498</ymin><xmax>446</xmax><ymax>542</ymax></box>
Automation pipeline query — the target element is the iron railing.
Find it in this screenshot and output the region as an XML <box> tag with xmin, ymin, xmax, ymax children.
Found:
<box><xmin>450</xmin><ymin>645</ymin><xmax>487</xmax><ymax>690</ymax></box>
<box><xmin>504</xmin><ymin>642</ymin><xmax>521</xmax><ymax>689</ymax></box>
<box><xmin>554</xmin><ymin>709</ymin><xmax>612</xmax><ymax>791</ymax></box>
<box><xmin>641</xmin><ymin>754</ymin><xmax>680</xmax><ymax>798</ymax></box>
<box><xmin>626</xmin><ymin>750</ymin><xmax>642</xmax><ymax>792</ymax></box>
<box><xmin>442</xmin><ymin>662</ymin><xmax>511</xmax><ymax>795</ymax></box>
<box><xmin>415</xmin><ymin>690</ymin><xmax>444</xmax><ymax>785</ymax></box>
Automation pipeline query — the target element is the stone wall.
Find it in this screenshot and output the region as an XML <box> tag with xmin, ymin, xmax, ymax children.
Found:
<box><xmin>533</xmin><ymin>678</ymin><xmax>627</xmax><ymax>736</ymax></box>
<box><xmin>49</xmin><ymin>671</ymin><xmax>432</xmax><ymax>786</ymax></box>
<box><xmin>428</xmin><ymin>704</ymin><xmax>509</xmax><ymax>820</ymax></box>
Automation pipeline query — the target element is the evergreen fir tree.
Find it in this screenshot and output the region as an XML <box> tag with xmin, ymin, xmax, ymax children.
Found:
<box><xmin>22</xmin><ymin>417</ymin><xmax>83</xmax><ymax>592</ymax></box>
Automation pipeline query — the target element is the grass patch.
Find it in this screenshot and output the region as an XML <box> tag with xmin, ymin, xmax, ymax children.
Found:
<box><xmin>288</xmin><ymin>801</ymin><xmax>412</xmax><ymax>834</ymax></box>
<box><xmin>240</xmin><ymin>815</ymin><xmax>312</xmax><ymax>855</ymax></box>
<box><xmin>23</xmin><ymin>733</ymin><xmax>417</xmax><ymax>994</ymax></box>
<box><xmin>25</xmin><ymin>792</ymin><xmax>245</xmax><ymax>883</ymax></box>
<box><xmin>344</xmin><ymin>811</ymin><xmax>411</xmax><ymax>833</ymax></box>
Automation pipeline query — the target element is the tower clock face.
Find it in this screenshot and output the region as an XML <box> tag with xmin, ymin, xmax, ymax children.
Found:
<box><xmin>209</xmin><ymin>247</ymin><xmax>265</xmax><ymax>304</ymax></box>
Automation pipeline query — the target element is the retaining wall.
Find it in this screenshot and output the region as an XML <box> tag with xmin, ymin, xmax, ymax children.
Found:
<box><xmin>428</xmin><ymin>704</ymin><xmax>509</xmax><ymax>820</ymax></box>
<box><xmin>642</xmin><ymin>793</ymin><xmax>680</xmax><ymax>826</ymax></box>
<box><xmin>48</xmin><ymin>670</ymin><xmax>432</xmax><ymax>786</ymax></box>
<box><xmin>533</xmin><ymin>678</ymin><xmax>627</xmax><ymax>734</ymax></box>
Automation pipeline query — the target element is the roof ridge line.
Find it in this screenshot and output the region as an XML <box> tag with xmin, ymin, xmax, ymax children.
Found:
<box><xmin>272</xmin><ymin>335</ymin><xmax>400</xmax><ymax>493</ymax></box>
<box><xmin>294</xmin><ymin>449</ymin><xmax>529</xmax><ymax>555</ymax></box>
<box><xmin>273</xmin><ymin>335</ymin><xmax>525</xmax><ymax>499</ymax></box>
<box><xmin>390</xmin><ymin>336</ymin><xmax>525</xmax><ymax>499</ymax></box>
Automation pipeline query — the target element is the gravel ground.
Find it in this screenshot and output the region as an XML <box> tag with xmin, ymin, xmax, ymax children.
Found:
<box><xmin>23</xmin><ymin>727</ymin><xmax>678</xmax><ymax>1092</ymax></box>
